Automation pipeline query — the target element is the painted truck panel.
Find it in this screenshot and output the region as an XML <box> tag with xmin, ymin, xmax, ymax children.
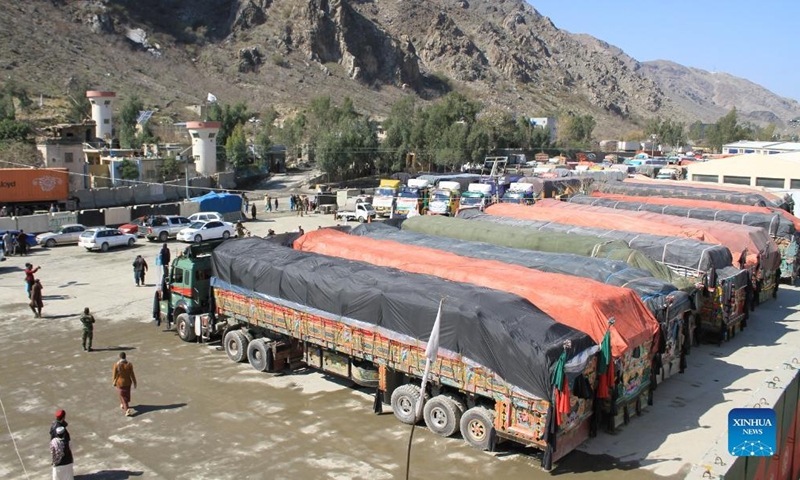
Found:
<box><xmin>0</xmin><ymin>168</ymin><xmax>70</xmax><ymax>203</ymax></box>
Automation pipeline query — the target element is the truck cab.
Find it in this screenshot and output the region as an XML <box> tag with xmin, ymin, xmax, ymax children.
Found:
<box><xmin>373</xmin><ymin>179</ymin><xmax>401</xmax><ymax>217</ymax></box>
<box><xmin>501</xmin><ymin>182</ymin><xmax>535</xmax><ymax>205</ymax></box>
<box><xmin>157</xmin><ymin>240</ymin><xmax>223</xmax><ymax>330</ymax></box>
<box><xmin>428</xmin><ymin>181</ymin><xmax>461</xmax><ymax>216</ymax></box>
<box><xmin>458</xmin><ymin>183</ymin><xmax>493</xmax><ymax>212</ymax></box>
<box><xmin>396</xmin><ymin>178</ymin><xmax>430</xmax><ymax>216</ymax></box>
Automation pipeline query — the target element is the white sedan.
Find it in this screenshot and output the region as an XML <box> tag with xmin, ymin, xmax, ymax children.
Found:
<box><xmin>176</xmin><ymin>220</ymin><xmax>234</xmax><ymax>243</ymax></box>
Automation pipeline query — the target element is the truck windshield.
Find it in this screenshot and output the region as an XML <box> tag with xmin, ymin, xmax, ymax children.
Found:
<box><xmin>375</xmin><ymin>188</ymin><xmax>396</xmax><ymax>197</ymax></box>
<box><xmin>461</xmin><ymin>195</ymin><xmax>482</xmax><ymax>206</ymax></box>
<box><xmin>398</xmin><ymin>189</ymin><xmax>419</xmax><ymax>198</ymax></box>
<box><xmin>432</xmin><ymin>191</ymin><xmax>450</xmax><ymax>201</ymax></box>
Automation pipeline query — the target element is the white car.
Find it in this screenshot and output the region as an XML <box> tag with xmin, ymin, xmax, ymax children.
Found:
<box><xmin>79</xmin><ymin>228</ymin><xmax>137</xmax><ymax>252</ymax></box>
<box><xmin>36</xmin><ymin>224</ymin><xmax>88</xmax><ymax>247</ymax></box>
<box><xmin>188</xmin><ymin>212</ymin><xmax>225</xmax><ymax>223</ymax></box>
<box><xmin>176</xmin><ymin>220</ymin><xmax>234</xmax><ymax>243</ymax></box>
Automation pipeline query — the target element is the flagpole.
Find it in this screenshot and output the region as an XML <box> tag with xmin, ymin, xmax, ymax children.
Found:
<box><xmin>405</xmin><ymin>297</ymin><xmax>444</xmax><ymax>480</ymax></box>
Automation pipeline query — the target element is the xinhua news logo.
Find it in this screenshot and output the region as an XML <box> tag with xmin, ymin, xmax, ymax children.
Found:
<box><xmin>728</xmin><ymin>408</ymin><xmax>776</xmax><ymax>456</ymax></box>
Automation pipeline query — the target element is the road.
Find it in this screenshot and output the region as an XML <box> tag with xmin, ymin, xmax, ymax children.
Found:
<box><xmin>0</xmin><ymin>210</ymin><xmax>797</xmax><ymax>479</ymax></box>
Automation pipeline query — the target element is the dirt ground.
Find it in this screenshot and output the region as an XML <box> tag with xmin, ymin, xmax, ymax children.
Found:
<box><xmin>0</xmin><ymin>202</ymin><xmax>797</xmax><ymax>479</ymax></box>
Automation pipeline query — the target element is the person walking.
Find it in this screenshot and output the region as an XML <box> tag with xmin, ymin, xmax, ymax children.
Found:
<box><xmin>50</xmin><ymin>426</ymin><xmax>74</xmax><ymax>480</ymax></box>
<box><xmin>112</xmin><ymin>352</ymin><xmax>138</xmax><ymax>417</ymax></box>
<box><xmin>16</xmin><ymin>230</ymin><xmax>27</xmax><ymax>256</ymax></box>
<box><xmin>158</xmin><ymin>243</ymin><xmax>170</xmax><ymax>278</ymax></box>
<box><xmin>133</xmin><ymin>255</ymin><xmax>148</xmax><ymax>286</ymax></box>
<box><xmin>80</xmin><ymin>307</ymin><xmax>95</xmax><ymax>352</ymax></box>
<box><xmin>289</xmin><ymin>195</ymin><xmax>295</xmax><ymax>212</ymax></box>
<box><xmin>2</xmin><ymin>230</ymin><xmax>11</xmax><ymax>256</ymax></box>
<box><xmin>235</xmin><ymin>221</ymin><xmax>249</xmax><ymax>238</ymax></box>
<box><xmin>274</xmin><ymin>198</ymin><xmax>278</xmax><ymax>211</ymax></box>
<box><xmin>29</xmin><ymin>279</ymin><xmax>43</xmax><ymax>318</ymax></box>
<box><xmin>250</xmin><ymin>203</ymin><xmax>257</xmax><ymax>221</ymax></box>
<box><xmin>264</xmin><ymin>195</ymin><xmax>271</xmax><ymax>212</ymax></box>
<box><xmin>24</xmin><ymin>263</ymin><xmax>40</xmax><ymax>298</ymax></box>
<box><xmin>298</xmin><ymin>226</ymin><xmax>305</xmax><ymax>236</ymax></box>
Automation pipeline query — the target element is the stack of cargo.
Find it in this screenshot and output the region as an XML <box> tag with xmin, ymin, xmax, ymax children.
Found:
<box><xmin>488</xmin><ymin>200</ymin><xmax>781</xmax><ymax>304</ymax></box>
<box><xmin>580</xmin><ymin>193</ymin><xmax>800</xmax><ymax>281</ymax></box>
<box><xmin>351</xmin><ymin>222</ymin><xmax>692</xmax><ymax>383</ymax></box>
<box><xmin>211</xmin><ymin>238</ymin><xmax>596</xmax><ymax>468</ymax></box>
<box><xmin>457</xmin><ymin>209</ymin><xmax>748</xmax><ymax>345</ymax></box>
<box><xmin>294</xmin><ymin>228</ymin><xmax>661</xmax><ymax>429</ymax></box>
<box><xmin>597</xmin><ymin>180</ymin><xmax>789</xmax><ymax>209</ymax></box>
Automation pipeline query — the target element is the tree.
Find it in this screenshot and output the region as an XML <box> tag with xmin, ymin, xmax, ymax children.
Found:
<box><xmin>315</xmin><ymin>117</ymin><xmax>378</xmax><ymax>180</ymax></box>
<box><xmin>645</xmin><ymin>117</ymin><xmax>686</xmax><ymax>149</ymax></box>
<box><xmin>274</xmin><ymin>113</ymin><xmax>306</xmax><ymax>161</ymax></box>
<box><xmin>118</xmin><ymin>96</ymin><xmax>144</xmax><ymax>149</ymax></box>
<box><xmin>0</xmin><ymin>119</ymin><xmax>31</xmax><ymax>142</ymax></box>
<box><xmin>118</xmin><ymin>159</ymin><xmax>140</xmax><ymax>181</ymax></box>
<box><xmin>515</xmin><ymin>117</ymin><xmax>551</xmax><ymax>150</ymax></box>
<box><xmin>255</xmin><ymin>124</ymin><xmax>273</xmax><ymax>167</ymax></box>
<box><xmin>160</xmin><ymin>156</ymin><xmax>180</xmax><ymax>180</ymax></box>
<box><xmin>0</xmin><ymin>141</ymin><xmax>42</xmax><ymax>168</ymax></box>
<box><xmin>207</xmin><ymin>101</ymin><xmax>251</xmax><ymax>146</ymax></box>
<box><xmin>688</xmin><ymin>121</ymin><xmax>705</xmax><ymax>143</ymax></box>
<box><xmin>706</xmin><ymin>108</ymin><xmax>753</xmax><ymax>152</ymax></box>
<box><xmin>757</xmin><ymin>123</ymin><xmax>776</xmax><ymax>141</ymax></box>
<box><xmin>380</xmin><ymin>97</ymin><xmax>416</xmax><ymax>172</ymax></box>
<box><xmin>0</xmin><ymin>92</ymin><xmax>15</xmax><ymax>120</ymax></box>
<box><xmin>225</xmin><ymin>124</ymin><xmax>249</xmax><ymax>169</ymax></box>
<box><xmin>64</xmin><ymin>78</ymin><xmax>92</xmax><ymax>123</ymax></box>
<box><xmin>563</xmin><ymin>114</ymin><xmax>595</xmax><ymax>147</ymax></box>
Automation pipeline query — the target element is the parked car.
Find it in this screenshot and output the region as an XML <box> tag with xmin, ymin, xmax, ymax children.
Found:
<box><xmin>144</xmin><ymin>215</ymin><xmax>192</xmax><ymax>242</ymax></box>
<box><xmin>36</xmin><ymin>224</ymin><xmax>88</xmax><ymax>247</ymax></box>
<box><xmin>187</xmin><ymin>212</ymin><xmax>225</xmax><ymax>223</ymax></box>
<box><xmin>176</xmin><ymin>220</ymin><xmax>234</xmax><ymax>243</ymax></box>
<box><xmin>119</xmin><ymin>216</ymin><xmax>148</xmax><ymax>237</ymax></box>
<box><xmin>0</xmin><ymin>230</ymin><xmax>37</xmax><ymax>249</ymax></box>
<box><xmin>78</xmin><ymin>228</ymin><xmax>137</xmax><ymax>252</ymax></box>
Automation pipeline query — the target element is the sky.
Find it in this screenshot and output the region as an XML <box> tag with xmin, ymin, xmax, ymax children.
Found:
<box><xmin>527</xmin><ymin>0</ymin><xmax>800</xmax><ymax>102</ymax></box>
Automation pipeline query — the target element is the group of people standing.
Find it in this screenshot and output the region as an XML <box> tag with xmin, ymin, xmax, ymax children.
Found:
<box><xmin>290</xmin><ymin>194</ymin><xmax>314</xmax><ymax>216</ymax></box>
<box><xmin>3</xmin><ymin>230</ymin><xmax>31</xmax><ymax>256</ymax></box>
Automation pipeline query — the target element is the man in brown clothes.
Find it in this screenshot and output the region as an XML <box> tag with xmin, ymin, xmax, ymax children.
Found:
<box><xmin>111</xmin><ymin>352</ymin><xmax>137</xmax><ymax>416</ymax></box>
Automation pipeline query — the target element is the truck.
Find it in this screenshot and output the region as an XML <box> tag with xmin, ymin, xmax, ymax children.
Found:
<box><xmin>617</xmin><ymin>141</ymin><xmax>640</xmax><ymax>152</ymax></box>
<box><xmin>457</xmin><ymin>183</ymin><xmax>492</xmax><ymax>212</ymax></box>
<box><xmin>501</xmin><ymin>182</ymin><xmax>535</xmax><ymax>205</ymax></box>
<box><xmin>156</xmin><ymin>238</ymin><xmax>598</xmax><ymax>471</ymax></box>
<box><xmin>0</xmin><ymin>168</ymin><xmax>74</xmax><ymax>214</ymax></box>
<box><xmin>395</xmin><ymin>178</ymin><xmax>430</xmax><ymax>216</ymax></box>
<box><xmin>428</xmin><ymin>180</ymin><xmax>461</xmax><ymax>216</ymax></box>
<box><xmin>145</xmin><ymin>215</ymin><xmax>192</xmax><ymax>242</ymax></box>
<box><xmin>334</xmin><ymin>198</ymin><xmax>376</xmax><ymax>223</ymax></box>
<box><xmin>373</xmin><ymin>179</ymin><xmax>401</xmax><ymax>217</ymax></box>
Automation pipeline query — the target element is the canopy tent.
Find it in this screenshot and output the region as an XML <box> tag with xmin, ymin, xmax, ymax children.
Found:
<box><xmin>190</xmin><ymin>192</ymin><xmax>243</xmax><ymax>214</ymax></box>
<box><xmin>589</xmin><ymin>191</ymin><xmax>800</xmax><ymax>231</ymax></box>
<box><xmin>458</xmin><ymin>209</ymin><xmax>733</xmax><ymax>282</ymax></box>
<box><xmin>211</xmin><ymin>238</ymin><xmax>595</xmax><ymax>401</ymax></box>
<box><xmin>569</xmin><ymin>195</ymin><xmax>795</xmax><ymax>240</ymax></box>
<box><xmin>486</xmin><ymin>201</ymin><xmax>780</xmax><ymax>274</ymax></box>
<box><xmin>294</xmin><ymin>229</ymin><xmax>659</xmax><ymax>359</ymax></box>
<box><xmin>400</xmin><ymin>215</ymin><xmax>695</xmax><ymax>290</ymax></box>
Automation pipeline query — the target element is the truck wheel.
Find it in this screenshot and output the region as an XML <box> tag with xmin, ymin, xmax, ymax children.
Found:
<box><xmin>224</xmin><ymin>330</ymin><xmax>249</xmax><ymax>363</ymax></box>
<box><xmin>460</xmin><ymin>406</ymin><xmax>496</xmax><ymax>451</ymax></box>
<box><xmin>176</xmin><ymin>314</ymin><xmax>196</xmax><ymax>342</ymax></box>
<box><xmin>247</xmin><ymin>339</ymin><xmax>274</xmax><ymax>372</ymax></box>
<box><xmin>423</xmin><ymin>395</ymin><xmax>462</xmax><ymax>437</ymax></box>
<box><xmin>159</xmin><ymin>231</ymin><xmax>168</xmax><ymax>242</ymax></box>
<box><xmin>391</xmin><ymin>384</ymin><xmax>426</xmax><ymax>425</ymax></box>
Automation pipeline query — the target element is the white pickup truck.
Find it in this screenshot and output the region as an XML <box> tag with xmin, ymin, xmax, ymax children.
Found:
<box><xmin>335</xmin><ymin>202</ymin><xmax>376</xmax><ymax>223</ymax></box>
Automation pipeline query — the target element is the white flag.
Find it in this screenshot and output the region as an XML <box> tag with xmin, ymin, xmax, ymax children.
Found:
<box><xmin>425</xmin><ymin>299</ymin><xmax>443</xmax><ymax>361</ymax></box>
<box><xmin>207</xmin><ymin>92</ymin><xmax>218</xmax><ymax>103</ymax></box>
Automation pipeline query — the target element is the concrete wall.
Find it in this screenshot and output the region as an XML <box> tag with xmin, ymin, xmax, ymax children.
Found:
<box><xmin>104</xmin><ymin>207</ymin><xmax>131</xmax><ymax>226</ymax></box>
<box><xmin>688</xmin><ymin>349</ymin><xmax>800</xmax><ymax>479</ymax></box>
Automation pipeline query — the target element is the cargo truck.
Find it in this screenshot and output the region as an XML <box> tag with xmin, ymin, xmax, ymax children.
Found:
<box><xmin>0</xmin><ymin>168</ymin><xmax>74</xmax><ymax>213</ymax></box>
<box><xmin>155</xmin><ymin>238</ymin><xmax>600</xmax><ymax>471</ymax></box>
<box><xmin>501</xmin><ymin>183</ymin><xmax>535</xmax><ymax>205</ymax></box>
<box><xmin>457</xmin><ymin>184</ymin><xmax>492</xmax><ymax>212</ymax></box>
<box><xmin>373</xmin><ymin>179</ymin><xmax>401</xmax><ymax>217</ymax></box>
<box><xmin>428</xmin><ymin>180</ymin><xmax>461</xmax><ymax>216</ymax></box>
<box><xmin>395</xmin><ymin>178</ymin><xmax>430</xmax><ymax>216</ymax></box>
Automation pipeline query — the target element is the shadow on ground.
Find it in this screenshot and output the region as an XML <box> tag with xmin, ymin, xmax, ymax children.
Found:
<box><xmin>130</xmin><ymin>403</ymin><xmax>187</xmax><ymax>417</ymax></box>
<box><xmin>75</xmin><ymin>470</ymin><xmax>144</xmax><ymax>479</ymax></box>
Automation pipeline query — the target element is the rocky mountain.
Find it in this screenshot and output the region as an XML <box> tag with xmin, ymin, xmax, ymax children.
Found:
<box><xmin>0</xmin><ymin>0</ymin><xmax>796</xmax><ymax>138</ymax></box>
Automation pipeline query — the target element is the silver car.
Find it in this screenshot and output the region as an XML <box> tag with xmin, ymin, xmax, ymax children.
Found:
<box><xmin>36</xmin><ymin>224</ymin><xmax>88</xmax><ymax>247</ymax></box>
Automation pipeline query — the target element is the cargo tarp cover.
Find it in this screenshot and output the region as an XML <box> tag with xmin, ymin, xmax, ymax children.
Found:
<box><xmin>190</xmin><ymin>192</ymin><xmax>243</xmax><ymax>214</ymax></box>
<box><xmin>624</xmin><ymin>177</ymin><xmax>790</xmax><ymax>206</ymax></box>
<box><xmin>590</xmin><ymin>191</ymin><xmax>800</xmax><ymax>232</ymax></box>
<box><xmin>295</xmin><ymin>229</ymin><xmax>660</xmax><ymax>358</ymax></box>
<box><xmin>599</xmin><ymin>181</ymin><xmax>785</xmax><ymax>209</ymax></box>
<box><xmin>459</xmin><ymin>209</ymin><xmax>732</xmax><ymax>279</ymax></box>
<box><xmin>352</xmin><ymin>223</ymin><xmax>692</xmax><ymax>327</ymax></box>
<box><xmin>488</xmin><ymin>200</ymin><xmax>780</xmax><ymax>272</ymax></box>
<box><xmin>211</xmin><ymin>238</ymin><xmax>595</xmax><ymax>401</ymax></box>
<box><xmin>570</xmin><ymin>194</ymin><xmax>794</xmax><ymax>239</ymax></box>
<box><xmin>400</xmin><ymin>215</ymin><xmax>695</xmax><ymax>290</ymax></box>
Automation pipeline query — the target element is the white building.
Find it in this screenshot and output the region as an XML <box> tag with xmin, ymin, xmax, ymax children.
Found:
<box><xmin>722</xmin><ymin>141</ymin><xmax>800</xmax><ymax>155</ymax></box>
<box><xmin>86</xmin><ymin>91</ymin><xmax>116</xmax><ymax>142</ymax></box>
<box><xmin>186</xmin><ymin>121</ymin><xmax>221</xmax><ymax>175</ymax></box>
<box><xmin>687</xmin><ymin>152</ymin><xmax>800</xmax><ymax>189</ymax></box>
<box><xmin>529</xmin><ymin>117</ymin><xmax>557</xmax><ymax>142</ymax></box>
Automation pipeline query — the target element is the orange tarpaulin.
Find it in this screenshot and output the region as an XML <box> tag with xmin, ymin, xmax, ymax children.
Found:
<box><xmin>294</xmin><ymin>229</ymin><xmax>660</xmax><ymax>358</ymax></box>
<box><xmin>486</xmin><ymin>200</ymin><xmax>781</xmax><ymax>272</ymax></box>
<box><xmin>590</xmin><ymin>191</ymin><xmax>800</xmax><ymax>231</ymax></box>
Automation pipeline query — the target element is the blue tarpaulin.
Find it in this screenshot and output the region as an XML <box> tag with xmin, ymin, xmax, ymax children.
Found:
<box><xmin>190</xmin><ymin>192</ymin><xmax>243</xmax><ymax>214</ymax></box>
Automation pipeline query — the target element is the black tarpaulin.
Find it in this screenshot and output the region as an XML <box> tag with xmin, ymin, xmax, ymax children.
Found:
<box><xmin>211</xmin><ymin>238</ymin><xmax>595</xmax><ymax>400</ymax></box>
<box><xmin>598</xmin><ymin>181</ymin><xmax>787</xmax><ymax>209</ymax></box>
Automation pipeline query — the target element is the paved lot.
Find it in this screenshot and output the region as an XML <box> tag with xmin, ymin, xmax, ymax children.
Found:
<box><xmin>0</xmin><ymin>209</ymin><xmax>797</xmax><ymax>479</ymax></box>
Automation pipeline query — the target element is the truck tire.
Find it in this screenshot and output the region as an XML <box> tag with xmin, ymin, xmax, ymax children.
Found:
<box><xmin>224</xmin><ymin>330</ymin><xmax>249</xmax><ymax>363</ymax></box>
<box><xmin>460</xmin><ymin>406</ymin><xmax>496</xmax><ymax>451</ymax></box>
<box><xmin>176</xmin><ymin>314</ymin><xmax>196</xmax><ymax>342</ymax></box>
<box><xmin>391</xmin><ymin>384</ymin><xmax>427</xmax><ymax>425</ymax></box>
<box><xmin>247</xmin><ymin>339</ymin><xmax>274</xmax><ymax>372</ymax></box>
<box><xmin>423</xmin><ymin>395</ymin><xmax>462</xmax><ymax>437</ymax></box>
<box><xmin>159</xmin><ymin>231</ymin><xmax>168</xmax><ymax>242</ymax></box>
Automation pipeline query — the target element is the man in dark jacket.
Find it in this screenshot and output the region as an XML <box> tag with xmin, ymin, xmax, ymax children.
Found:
<box><xmin>16</xmin><ymin>230</ymin><xmax>27</xmax><ymax>256</ymax></box>
<box><xmin>80</xmin><ymin>307</ymin><xmax>96</xmax><ymax>352</ymax></box>
<box><xmin>133</xmin><ymin>255</ymin><xmax>148</xmax><ymax>286</ymax></box>
<box><xmin>49</xmin><ymin>409</ymin><xmax>70</xmax><ymax>441</ymax></box>
<box><xmin>158</xmin><ymin>243</ymin><xmax>170</xmax><ymax>278</ymax></box>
